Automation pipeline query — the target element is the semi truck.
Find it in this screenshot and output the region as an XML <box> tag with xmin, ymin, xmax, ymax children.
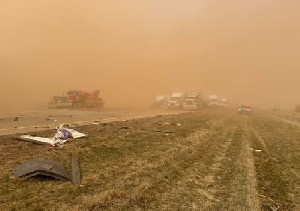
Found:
<box><xmin>183</xmin><ymin>93</ymin><xmax>205</xmax><ymax>110</ymax></box>
<box><xmin>168</xmin><ymin>92</ymin><xmax>186</xmax><ymax>109</ymax></box>
<box><xmin>153</xmin><ymin>95</ymin><xmax>169</xmax><ymax>108</ymax></box>
<box><xmin>48</xmin><ymin>90</ymin><xmax>104</xmax><ymax>109</ymax></box>
<box><xmin>48</xmin><ymin>95</ymin><xmax>72</xmax><ymax>109</ymax></box>
<box><xmin>219</xmin><ymin>98</ymin><xmax>228</xmax><ymax>107</ymax></box>
<box><xmin>208</xmin><ymin>95</ymin><xmax>219</xmax><ymax>107</ymax></box>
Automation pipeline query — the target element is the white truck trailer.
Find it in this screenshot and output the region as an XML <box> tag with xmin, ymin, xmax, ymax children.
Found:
<box><xmin>219</xmin><ymin>98</ymin><xmax>228</xmax><ymax>107</ymax></box>
<box><xmin>183</xmin><ymin>93</ymin><xmax>204</xmax><ymax>110</ymax></box>
<box><xmin>168</xmin><ymin>92</ymin><xmax>186</xmax><ymax>109</ymax></box>
<box><xmin>154</xmin><ymin>95</ymin><xmax>169</xmax><ymax>108</ymax></box>
<box><xmin>208</xmin><ymin>95</ymin><xmax>220</xmax><ymax>107</ymax></box>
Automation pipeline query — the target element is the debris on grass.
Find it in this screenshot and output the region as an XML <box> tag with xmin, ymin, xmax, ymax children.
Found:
<box><xmin>46</xmin><ymin>116</ymin><xmax>58</xmax><ymax>121</ymax></box>
<box><xmin>258</xmin><ymin>194</ymin><xmax>280</xmax><ymax>211</ymax></box>
<box><xmin>16</xmin><ymin>135</ymin><xmax>55</xmax><ymax>146</ymax></box>
<box><xmin>16</xmin><ymin>125</ymin><xmax>87</xmax><ymax>146</ymax></box>
<box><xmin>72</xmin><ymin>154</ymin><xmax>81</xmax><ymax>185</ymax></box>
<box><xmin>12</xmin><ymin>159</ymin><xmax>71</xmax><ymax>181</ymax></box>
<box><xmin>92</xmin><ymin>120</ymin><xmax>101</xmax><ymax>125</ymax></box>
<box><xmin>249</xmin><ymin>148</ymin><xmax>262</xmax><ymax>153</ymax></box>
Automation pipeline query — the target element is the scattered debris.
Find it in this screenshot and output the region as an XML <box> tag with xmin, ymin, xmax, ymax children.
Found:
<box><xmin>92</xmin><ymin>120</ymin><xmax>101</xmax><ymax>125</ymax></box>
<box><xmin>19</xmin><ymin>113</ymin><xmax>30</xmax><ymax>117</ymax></box>
<box><xmin>46</xmin><ymin>116</ymin><xmax>58</xmax><ymax>121</ymax></box>
<box><xmin>262</xmin><ymin>202</ymin><xmax>279</xmax><ymax>211</ymax></box>
<box><xmin>13</xmin><ymin>117</ymin><xmax>18</xmax><ymax>121</ymax></box>
<box><xmin>250</xmin><ymin>148</ymin><xmax>262</xmax><ymax>153</ymax></box>
<box><xmin>16</xmin><ymin>135</ymin><xmax>54</xmax><ymax>146</ymax></box>
<box><xmin>12</xmin><ymin>159</ymin><xmax>71</xmax><ymax>181</ymax></box>
<box><xmin>155</xmin><ymin>130</ymin><xmax>174</xmax><ymax>133</ymax></box>
<box><xmin>34</xmin><ymin>126</ymin><xmax>50</xmax><ymax>129</ymax></box>
<box><xmin>258</xmin><ymin>194</ymin><xmax>280</xmax><ymax>211</ymax></box>
<box><xmin>72</xmin><ymin>154</ymin><xmax>81</xmax><ymax>185</ymax></box>
<box><xmin>53</xmin><ymin>125</ymin><xmax>87</xmax><ymax>143</ymax></box>
<box><xmin>16</xmin><ymin>125</ymin><xmax>87</xmax><ymax>146</ymax></box>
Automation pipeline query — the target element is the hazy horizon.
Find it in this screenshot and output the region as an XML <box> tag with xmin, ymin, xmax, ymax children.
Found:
<box><xmin>1</xmin><ymin>0</ymin><xmax>299</xmax><ymax>112</ymax></box>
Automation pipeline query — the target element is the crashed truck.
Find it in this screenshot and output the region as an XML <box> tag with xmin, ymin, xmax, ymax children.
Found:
<box><xmin>48</xmin><ymin>90</ymin><xmax>104</xmax><ymax>109</ymax></box>
<box><xmin>219</xmin><ymin>98</ymin><xmax>228</xmax><ymax>107</ymax></box>
<box><xmin>208</xmin><ymin>95</ymin><xmax>220</xmax><ymax>107</ymax></box>
<box><xmin>183</xmin><ymin>93</ymin><xmax>205</xmax><ymax>110</ymax></box>
<box><xmin>48</xmin><ymin>95</ymin><xmax>72</xmax><ymax>109</ymax></box>
<box><xmin>168</xmin><ymin>92</ymin><xmax>186</xmax><ymax>109</ymax></box>
<box><xmin>153</xmin><ymin>95</ymin><xmax>169</xmax><ymax>108</ymax></box>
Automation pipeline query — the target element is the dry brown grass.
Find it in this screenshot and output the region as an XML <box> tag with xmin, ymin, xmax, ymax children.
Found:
<box><xmin>0</xmin><ymin>110</ymin><xmax>299</xmax><ymax>210</ymax></box>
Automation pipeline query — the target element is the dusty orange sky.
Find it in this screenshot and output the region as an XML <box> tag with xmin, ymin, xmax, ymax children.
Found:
<box><xmin>0</xmin><ymin>0</ymin><xmax>299</xmax><ymax>111</ymax></box>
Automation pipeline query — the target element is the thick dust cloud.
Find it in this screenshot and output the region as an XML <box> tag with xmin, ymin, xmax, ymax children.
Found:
<box><xmin>0</xmin><ymin>0</ymin><xmax>299</xmax><ymax>112</ymax></box>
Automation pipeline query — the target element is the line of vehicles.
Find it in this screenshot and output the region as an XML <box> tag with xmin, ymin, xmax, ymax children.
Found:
<box><xmin>48</xmin><ymin>89</ymin><xmax>255</xmax><ymax>115</ymax></box>
<box><xmin>154</xmin><ymin>92</ymin><xmax>229</xmax><ymax>110</ymax></box>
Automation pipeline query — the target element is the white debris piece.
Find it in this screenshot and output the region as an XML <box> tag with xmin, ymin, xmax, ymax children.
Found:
<box><xmin>18</xmin><ymin>125</ymin><xmax>87</xmax><ymax>146</ymax></box>
<box><xmin>19</xmin><ymin>135</ymin><xmax>55</xmax><ymax>145</ymax></box>
<box><xmin>67</xmin><ymin>129</ymin><xmax>86</xmax><ymax>139</ymax></box>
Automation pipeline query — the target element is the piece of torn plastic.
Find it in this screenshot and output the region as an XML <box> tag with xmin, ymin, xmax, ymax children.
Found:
<box><xmin>17</xmin><ymin>125</ymin><xmax>87</xmax><ymax>146</ymax></box>
<box><xmin>18</xmin><ymin>135</ymin><xmax>55</xmax><ymax>146</ymax></box>
<box><xmin>12</xmin><ymin>159</ymin><xmax>71</xmax><ymax>181</ymax></box>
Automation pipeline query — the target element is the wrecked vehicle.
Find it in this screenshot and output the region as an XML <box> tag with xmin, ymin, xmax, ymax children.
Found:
<box><xmin>67</xmin><ymin>90</ymin><xmax>104</xmax><ymax>109</ymax></box>
<box><xmin>153</xmin><ymin>95</ymin><xmax>169</xmax><ymax>108</ymax></box>
<box><xmin>168</xmin><ymin>92</ymin><xmax>186</xmax><ymax>109</ymax></box>
<box><xmin>219</xmin><ymin>98</ymin><xmax>228</xmax><ymax>107</ymax></box>
<box><xmin>238</xmin><ymin>105</ymin><xmax>252</xmax><ymax>115</ymax></box>
<box><xmin>208</xmin><ymin>95</ymin><xmax>220</xmax><ymax>107</ymax></box>
<box><xmin>183</xmin><ymin>93</ymin><xmax>205</xmax><ymax>110</ymax></box>
<box><xmin>48</xmin><ymin>90</ymin><xmax>104</xmax><ymax>109</ymax></box>
<box><xmin>48</xmin><ymin>95</ymin><xmax>72</xmax><ymax>109</ymax></box>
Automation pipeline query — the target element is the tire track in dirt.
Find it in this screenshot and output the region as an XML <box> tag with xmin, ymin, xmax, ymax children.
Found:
<box><xmin>250</xmin><ymin>121</ymin><xmax>300</xmax><ymax>179</ymax></box>
<box><xmin>211</xmin><ymin>116</ymin><xmax>260</xmax><ymax>211</ymax></box>
<box><xmin>75</xmin><ymin>115</ymin><xmax>223</xmax><ymax>209</ymax></box>
<box><xmin>78</xmin><ymin>116</ymin><xmax>234</xmax><ymax>210</ymax></box>
<box><xmin>152</xmin><ymin>122</ymin><xmax>236</xmax><ymax>210</ymax></box>
<box><xmin>243</xmin><ymin>118</ymin><xmax>261</xmax><ymax>210</ymax></box>
<box><xmin>249</xmin><ymin>115</ymin><xmax>300</xmax><ymax>210</ymax></box>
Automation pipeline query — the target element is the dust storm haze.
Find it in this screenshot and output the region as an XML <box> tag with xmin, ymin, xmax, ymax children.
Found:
<box><xmin>0</xmin><ymin>0</ymin><xmax>299</xmax><ymax>112</ymax></box>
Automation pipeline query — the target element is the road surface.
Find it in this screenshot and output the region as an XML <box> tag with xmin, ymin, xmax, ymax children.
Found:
<box><xmin>0</xmin><ymin>109</ymin><xmax>184</xmax><ymax>136</ymax></box>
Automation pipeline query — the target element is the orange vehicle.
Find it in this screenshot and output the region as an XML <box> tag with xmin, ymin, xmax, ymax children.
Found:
<box><xmin>48</xmin><ymin>90</ymin><xmax>104</xmax><ymax>109</ymax></box>
<box><xmin>67</xmin><ymin>90</ymin><xmax>104</xmax><ymax>109</ymax></box>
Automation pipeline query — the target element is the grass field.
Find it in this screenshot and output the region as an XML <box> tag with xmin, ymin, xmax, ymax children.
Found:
<box><xmin>0</xmin><ymin>109</ymin><xmax>299</xmax><ymax>210</ymax></box>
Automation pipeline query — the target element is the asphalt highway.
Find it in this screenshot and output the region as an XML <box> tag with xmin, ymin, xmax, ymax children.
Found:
<box><xmin>0</xmin><ymin>109</ymin><xmax>183</xmax><ymax>136</ymax></box>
